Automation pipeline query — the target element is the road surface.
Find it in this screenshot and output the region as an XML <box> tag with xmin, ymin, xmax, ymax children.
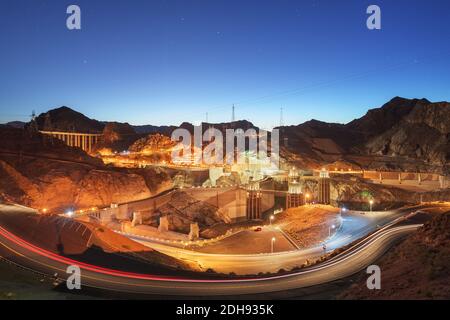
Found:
<box><xmin>121</xmin><ymin>206</ymin><xmax>427</xmax><ymax>274</ymax></box>
<box><xmin>0</xmin><ymin>206</ymin><xmax>423</xmax><ymax>296</ymax></box>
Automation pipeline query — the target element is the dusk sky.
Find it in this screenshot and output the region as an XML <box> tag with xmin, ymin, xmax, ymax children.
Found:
<box><xmin>1</xmin><ymin>0</ymin><xmax>450</xmax><ymax>129</ymax></box>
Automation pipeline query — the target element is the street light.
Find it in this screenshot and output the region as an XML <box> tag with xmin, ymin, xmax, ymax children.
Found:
<box><xmin>329</xmin><ymin>224</ymin><xmax>336</xmax><ymax>237</ymax></box>
<box><xmin>369</xmin><ymin>199</ymin><xmax>374</xmax><ymax>212</ymax></box>
<box><xmin>66</xmin><ymin>210</ymin><xmax>74</xmax><ymax>218</ymax></box>
<box><xmin>270</xmin><ymin>215</ymin><xmax>275</xmax><ymax>226</ymax></box>
<box><xmin>271</xmin><ymin>237</ymin><xmax>276</xmax><ymax>253</ymax></box>
<box><xmin>305</xmin><ymin>193</ymin><xmax>310</xmax><ymax>204</ymax></box>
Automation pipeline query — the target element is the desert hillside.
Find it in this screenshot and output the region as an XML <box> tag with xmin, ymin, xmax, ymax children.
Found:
<box><xmin>340</xmin><ymin>211</ymin><xmax>450</xmax><ymax>300</ymax></box>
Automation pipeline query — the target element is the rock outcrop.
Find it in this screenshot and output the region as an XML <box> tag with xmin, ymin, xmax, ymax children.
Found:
<box><xmin>129</xmin><ymin>133</ymin><xmax>176</xmax><ymax>154</ymax></box>
<box><xmin>0</xmin><ymin>157</ymin><xmax>154</xmax><ymax>211</ymax></box>
<box><xmin>365</xmin><ymin>100</ymin><xmax>450</xmax><ymax>168</ymax></box>
<box><xmin>329</xmin><ymin>176</ymin><xmax>414</xmax><ymax>210</ymax></box>
<box><xmin>150</xmin><ymin>191</ymin><xmax>224</xmax><ymax>234</ymax></box>
<box><xmin>95</xmin><ymin>121</ymin><xmax>138</xmax><ymax>152</ymax></box>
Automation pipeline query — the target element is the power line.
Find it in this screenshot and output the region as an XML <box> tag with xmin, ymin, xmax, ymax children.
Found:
<box><xmin>170</xmin><ymin>50</ymin><xmax>450</xmax><ymax>124</ymax></box>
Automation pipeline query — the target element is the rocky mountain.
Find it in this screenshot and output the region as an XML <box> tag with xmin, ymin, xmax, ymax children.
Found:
<box><xmin>346</xmin><ymin>97</ymin><xmax>430</xmax><ymax>139</ymax></box>
<box><xmin>133</xmin><ymin>124</ymin><xmax>177</xmax><ymax>136</ymax></box>
<box><xmin>280</xmin><ymin>97</ymin><xmax>450</xmax><ymax>173</ymax></box>
<box><xmin>12</xmin><ymin>98</ymin><xmax>450</xmax><ymax>173</ymax></box>
<box><xmin>5</xmin><ymin>121</ymin><xmax>26</xmax><ymax>129</ymax></box>
<box><xmin>34</xmin><ymin>106</ymin><xmax>105</xmax><ymax>133</ymax></box>
<box><xmin>134</xmin><ymin>120</ymin><xmax>258</xmax><ymax>137</ymax></box>
<box><xmin>29</xmin><ymin>106</ymin><xmax>260</xmax><ymax>152</ymax></box>
<box><xmin>364</xmin><ymin>100</ymin><xmax>450</xmax><ymax>167</ymax></box>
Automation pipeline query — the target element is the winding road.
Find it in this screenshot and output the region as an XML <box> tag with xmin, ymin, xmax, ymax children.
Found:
<box><xmin>119</xmin><ymin>206</ymin><xmax>426</xmax><ymax>274</ymax></box>
<box><xmin>0</xmin><ymin>203</ymin><xmax>428</xmax><ymax>296</ymax></box>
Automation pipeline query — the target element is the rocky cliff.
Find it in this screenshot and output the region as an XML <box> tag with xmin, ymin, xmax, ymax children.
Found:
<box><xmin>330</xmin><ymin>176</ymin><xmax>415</xmax><ymax>210</ymax></box>
<box><xmin>364</xmin><ymin>100</ymin><xmax>450</xmax><ymax>168</ymax></box>
<box><xmin>340</xmin><ymin>211</ymin><xmax>450</xmax><ymax>299</ymax></box>
<box><xmin>0</xmin><ymin>127</ymin><xmax>171</xmax><ymax>212</ymax></box>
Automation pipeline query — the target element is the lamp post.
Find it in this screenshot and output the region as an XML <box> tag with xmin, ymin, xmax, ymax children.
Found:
<box><xmin>329</xmin><ymin>224</ymin><xmax>336</xmax><ymax>237</ymax></box>
<box><xmin>340</xmin><ymin>207</ymin><xmax>347</xmax><ymax>218</ymax></box>
<box><xmin>369</xmin><ymin>199</ymin><xmax>374</xmax><ymax>212</ymax></box>
<box><xmin>271</xmin><ymin>237</ymin><xmax>276</xmax><ymax>253</ymax></box>
<box><xmin>270</xmin><ymin>215</ymin><xmax>275</xmax><ymax>226</ymax></box>
<box><xmin>305</xmin><ymin>193</ymin><xmax>310</xmax><ymax>205</ymax></box>
<box><xmin>66</xmin><ymin>210</ymin><xmax>74</xmax><ymax>218</ymax></box>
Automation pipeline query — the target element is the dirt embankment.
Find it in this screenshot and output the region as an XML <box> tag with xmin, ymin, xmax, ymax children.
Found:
<box><xmin>275</xmin><ymin>205</ymin><xmax>340</xmax><ymax>248</ymax></box>
<box><xmin>340</xmin><ymin>211</ymin><xmax>450</xmax><ymax>300</ymax></box>
<box><xmin>0</xmin><ymin>208</ymin><xmax>199</xmax><ymax>274</ymax></box>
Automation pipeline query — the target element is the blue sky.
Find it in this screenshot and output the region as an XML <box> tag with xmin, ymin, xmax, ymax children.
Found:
<box><xmin>1</xmin><ymin>0</ymin><xmax>450</xmax><ymax>128</ymax></box>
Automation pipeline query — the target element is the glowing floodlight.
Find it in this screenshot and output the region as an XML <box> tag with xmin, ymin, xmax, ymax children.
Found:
<box><xmin>66</xmin><ymin>210</ymin><xmax>75</xmax><ymax>218</ymax></box>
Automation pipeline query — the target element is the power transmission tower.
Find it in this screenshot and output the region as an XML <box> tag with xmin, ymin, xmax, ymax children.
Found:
<box><xmin>280</xmin><ymin>107</ymin><xmax>284</xmax><ymax>127</ymax></box>
<box><xmin>28</xmin><ymin>110</ymin><xmax>38</xmax><ymax>135</ymax></box>
<box><xmin>232</xmin><ymin>104</ymin><xmax>235</xmax><ymax>122</ymax></box>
